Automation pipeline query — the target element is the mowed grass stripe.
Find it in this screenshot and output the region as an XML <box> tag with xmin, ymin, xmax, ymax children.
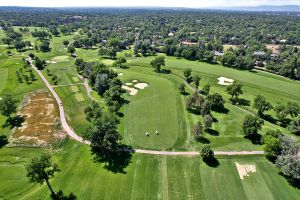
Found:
<box><xmin>0</xmin><ymin>68</ymin><xmax>8</xmax><ymax>94</ymax></box>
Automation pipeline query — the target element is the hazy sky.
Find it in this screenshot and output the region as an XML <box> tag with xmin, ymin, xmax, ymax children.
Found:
<box><xmin>1</xmin><ymin>0</ymin><xmax>300</xmax><ymax>8</ymax></box>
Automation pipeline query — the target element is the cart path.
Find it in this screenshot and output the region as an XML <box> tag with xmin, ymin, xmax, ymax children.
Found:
<box><xmin>29</xmin><ymin>58</ymin><xmax>264</xmax><ymax>156</ymax></box>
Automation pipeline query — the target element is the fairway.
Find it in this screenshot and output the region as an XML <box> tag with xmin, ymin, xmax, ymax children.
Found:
<box><xmin>0</xmin><ymin>141</ymin><xmax>299</xmax><ymax>199</ymax></box>
<box><xmin>0</xmin><ymin>68</ymin><xmax>8</xmax><ymax>94</ymax></box>
<box><xmin>72</xmin><ymin>76</ymin><xmax>80</xmax><ymax>82</ymax></box>
<box><xmin>120</xmin><ymin>68</ymin><xmax>187</xmax><ymax>150</ymax></box>
<box><xmin>71</xmin><ymin>85</ymin><xmax>79</xmax><ymax>93</ymax></box>
<box><xmin>75</xmin><ymin>93</ymin><xmax>85</xmax><ymax>101</ymax></box>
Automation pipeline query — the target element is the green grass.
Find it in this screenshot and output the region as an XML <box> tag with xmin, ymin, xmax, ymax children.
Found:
<box><xmin>70</xmin><ymin>85</ymin><xmax>79</xmax><ymax>93</ymax></box>
<box><xmin>119</xmin><ymin>67</ymin><xmax>187</xmax><ymax>150</ymax></box>
<box><xmin>0</xmin><ymin>141</ymin><xmax>299</xmax><ymax>200</ymax></box>
<box><xmin>0</xmin><ymin>68</ymin><xmax>8</xmax><ymax>94</ymax></box>
<box><xmin>54</xmin><ymin>85</ymin><xmax>90</xmax><ymax>135</ymax></box>
<box><xmin>75</xmin><ymin>93</ymin><xmax>85</xmax><ymax>102</ymax></box>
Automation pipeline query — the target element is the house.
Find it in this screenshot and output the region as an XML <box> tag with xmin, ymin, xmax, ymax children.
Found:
<box><xmin>180</xmin><ymin>41</ymin><xmax>197</xmax><ymax>46</ymax></box>
<box><xmin>214</xmin><ymin>51</ymin><xmax>224</xmax><ymax>56</ymax></box>
<box><xmin>253</xmin><ymin>51</ymin><xmax>266</xmax><ymax>56</ymax></box>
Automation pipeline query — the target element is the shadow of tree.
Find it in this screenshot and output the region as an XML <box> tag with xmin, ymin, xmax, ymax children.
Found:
<box><xmin>231</xmin><ymin>98</ymin><xmax>251</xmax><ymax>106</ymax></box>
<box><xmin>262</xmin><ymin>114</ymin><xmax>278</xmax><ymax>125</ymax></box>
<box><xmin>2</xmin><ymin>115</ymin><xmax>25</xmax><ymax>129</ymax></box>
<box><xmin>195</xmin><ymin>137</ymin><xmax>210</xmax><ymax>144</ymax></box>
<box><xmin>0</xmin><ymin>135</ymin><xmax>8</xmax><ymax>148</ymax></box>
<box><xmin>211</xmin><ymin>106</ymin><xmax>229</xmax><ymax>114</ymax></box>
<box><xmin>245</xmin><ymin>133</ymin><xmax>263</xmax><ymax>145</ymax></box>
<box><xmin>203</xmin><ymin>157</ymin><xmax>220</xmax><ymax>168</ymax></box>
<box><xmin>279</xmin><ymin>172</ymin><xmax>300</xmax><ymax>189</ymax></box>
<box><xmin>206</xmin><ymin>129</ymin><xmax>219</xmax><ymax>136</ymax></box>
<box><xmin>102</xmin><ymin>144</ymin><xmax>134</xmax><ymax>174</ymax></box>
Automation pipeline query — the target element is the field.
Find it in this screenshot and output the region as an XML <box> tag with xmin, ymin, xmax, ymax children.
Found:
<box><xmin>0</xmin><ymin>141</ymin><xmax>299</xmax><ymax>199</ymax></box>
<box><xmin>0</xmin><ymin>28</ymin><xmax>299</xmax><ymax>199</ymax></box>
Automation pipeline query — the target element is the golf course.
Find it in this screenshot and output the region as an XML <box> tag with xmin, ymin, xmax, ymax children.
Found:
<box><xmin>0</xmin><ymin>15</ymin><xmax>299</xmax><ymax>199</ymax></box>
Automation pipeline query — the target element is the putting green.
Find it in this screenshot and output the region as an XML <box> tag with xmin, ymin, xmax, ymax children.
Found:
<box><xmin>71</xmin><ymin>85</ymin><xmax>79</xmax><ymax>93</ymax></box>
<box><xmin>75</xmin><ymin>93</ymin><xmax>85</xmax><ymax>102</ymax></box>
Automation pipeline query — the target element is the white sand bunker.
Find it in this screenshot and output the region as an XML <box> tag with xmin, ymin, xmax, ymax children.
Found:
<box><xmin>118</xmin><ymin>73</ymin><xmax>124</xmax><ymax>76</ymax></box>
<box><xmin>122</xmin><ymin>80</ymin><xmax>148</xmax><ymax>96</ymax></box>
<box><xmin>122</xmin><ymin>85</ymin><xmax>138</xmax><ymax>96</ymax></box>
<box><xmin>134</xmin><ymin>83</ymin><xmax>148</xmax><ymax>90</ymax></box>
<box><xmin>46</xmin><ymin>60</ymin><xmax>57</xmax><ymax>64</ymax></box>
<box><xmin>235</xmin><ymin>162</ymin><xmax>256</xmax><ymax>180</ymax></box>
<box><xmin>218</xmin><ymin>77</ymin><xmax>234</xmax><ymax>85</ymax></box>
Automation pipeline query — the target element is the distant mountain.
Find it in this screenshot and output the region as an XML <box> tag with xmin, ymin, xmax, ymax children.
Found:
<box><xmin>214</xmin><ymin>5</ymin><xmax>300</xmax><ymax>12</ymax></box>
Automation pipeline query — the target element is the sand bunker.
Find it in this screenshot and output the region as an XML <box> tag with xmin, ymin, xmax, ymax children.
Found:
<box><xmin>118</xmin><ymin>73</ymin><xmax>124</xmax><ymax>76</ymax></box>
<box><xmin>122</xmin><ymin>85</ymin><xmax>138</xmax><ymax>95</ymax></box>
<box><xmin>46</xmin><ymin>60</ymin><xmax>57</xmax><ymax>64</ymax></box>
<box><xmin>132</xmin><ymin>80</ymin><xmax>138</xmax><ymax>83</ymax></box>
<box><xmin>218</xmin><ymin>77</ymin><xmax>234</xmax><ymax>85</ymax></box>
<box><xmin>235</xmin><ymin>162</ymin><xmax>256</xmax><ymax>180</ymax></box>
<box><xmin>134</xmin><ymin>83</ymin><xmax>148</xmax><ymax>90</ymax></box>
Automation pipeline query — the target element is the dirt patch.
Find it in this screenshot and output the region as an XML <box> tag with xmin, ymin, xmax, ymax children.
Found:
<box><xmin>235</xmin><ymin>162</ymin><xmax>256</xmax><ymax>180</ymax></box>
<box><xmin>217</xmin><ymin>77</ymin><xmax>234</xmax><ymax>86</ymax></box>
<box><xmin>10</xmin><ymin>91</ymin><xmax>65</xmax><ymax>147</ymax></box>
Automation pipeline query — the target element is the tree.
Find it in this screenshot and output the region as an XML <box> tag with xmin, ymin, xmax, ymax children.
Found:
<box><xmin>35</xmin><ymin>57</ymin><xmax>45</xmax><ymax>70</ymax></box>
<box><xmin>253</xmin><ymin>95</ymin><xmax>272</xmax><ymax>116</ymax></box>
<box><xmin>0</xmin><ymin>95</ymin><xmax>18</xmax><ymax>119</ymax></box>
<box><xmin>275</xmin><ymin>104</ymin><xmax>289</xmax><ymax>125</ymax></box>
<box><xmin>67</xmin><ymin>46</ymin><xmax>75</xmax><ymax>54</ymax></box>
<box><xmin>203</xmin><ymin>114</ymin><xmax>213</xmax><ymax>130</ymax></box>
<box><xmin>183</xmin><ymin>68</ymin><xmax>192</xmax><ymax>83</ymax></box>
<box><xmin>264</xmin><ymin>134</ymin><xmax>281</xmax><ymax>159</ymax></box>
<box><xmin>178</xmin><ymin>83</ymin><xmax>186</xmax><ymax>94</ymax></box>
<box><xmin>94</xmin><ymin>73</ymin><xmax>110</xmax><ymax>95</ymax></box>
<box><xmin>63</xmin><ymin>40</ymin><xmax>69</xmax><ymax>46</ymax></box>
<box><xmin>40</xmin><ymin>40</ymin><xmax>51</xmax><ymax>52</ymax></box>
<box><xmin>226</xmin><ymin>82</ymin><xmax>243</xmax><ymax>103</ymax></box>
<box><xmin>286</xmin><ymin>102</ymin><xmax>300</xmax><ymax>118</ymax></box>
<box><xmin>288</xmin><ymin>117</ymin><xmax>300</xmax><ymax>135</ymax></box>
<box><xmin>193</xmin><ymin>121</ymin><xmax>203</xmax><ymax>140</ymax></box>
<box><xmin>150</xmin><ymin>56</ymin><xmax>165</xmax><ymax>73</ymax></box>
<box><xmin>84</xmin><ymin>101</ymin><xmax>103</xmax><ymax>122</ymax></box>
<box><xmin>26</xmin><ymin>154</ymin><xmax>60</xmax><ymax>197</ymax></box>
<box><xmin>192</xmin><ymin>75</ymin><xmax>201</xmax><ymax>90</ymax></box>
<box><xmin>200</xmin><ymin>145</ymin><xmax>214</xmax><ymax>160</ymax></box>
<box><xmin>108</xmin><ymin>38</ymin><xmax>120</xmax><ymax>49</ymax></box>
<box><xmin>275</xmin><ymin>135</ymin><xmax>300</xmax><ymax>182</ymax></box>
<box><xmin>207</xmin><ymin>93</ymin><xmax>225</xmax><ymax>111</ymax></box>
<box><xmin>201</xmin><ymin>84</ymin><xmax>210</xmax><ymax>95</ymax></box>
<box><xmin>14</xmin><ymin>40</ymin><xmax>26</xmax><ymax>51</ymax></box>
<box><xmin>242</xmin><ymin>115</ymin><xmax>264</xmax><ymax>138</ymax></box>
<box><xmin>112</xmin><ymin>57</ymin><xmax>126</xmax><ymax>68</ymax></box>
<box><xmin>51</xmin><ymin>190</ymin><xmax>77</xmax><ymax>200</ymax></box>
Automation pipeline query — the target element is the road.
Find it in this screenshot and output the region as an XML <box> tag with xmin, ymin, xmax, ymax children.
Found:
<box><xmin>29</xmin><ymin>58</ymin><xmax>264</xmax><ymax>156</ymax></box>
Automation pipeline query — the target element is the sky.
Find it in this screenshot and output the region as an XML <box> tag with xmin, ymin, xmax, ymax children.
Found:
<box><xmin>1</xmin><ymin>0</ymin><xmax>300</xmax><ymax>8</ymax></box>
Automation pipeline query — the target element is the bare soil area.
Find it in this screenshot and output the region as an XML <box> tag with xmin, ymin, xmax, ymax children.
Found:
<box><xmin>10</xmin><ymin>90</ymin><xmax>65</xmax><ymax>146</ymax></box>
